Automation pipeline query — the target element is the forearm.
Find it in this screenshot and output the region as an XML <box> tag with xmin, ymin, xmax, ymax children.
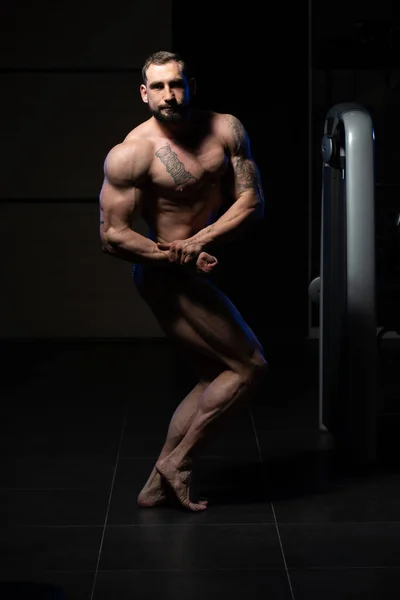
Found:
<box><xmin>101</xmin><ymin>228</ymin><xmax>169</xmax><ymax>266</ymax></box>
<box><xmin>193</xmin><ymin>195</ymin><xmax>263</xmax><ymax>249</ymax></box>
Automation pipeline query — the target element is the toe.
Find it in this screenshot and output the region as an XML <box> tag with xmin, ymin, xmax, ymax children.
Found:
<box><xmin>189</xmin><ymin>501</ymin><xmax>208</xmax><ymax>511</ymax></box>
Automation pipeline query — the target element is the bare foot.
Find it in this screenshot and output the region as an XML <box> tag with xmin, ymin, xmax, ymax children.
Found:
<box><xmin>137</xmin><ymin>468</ymin><xmax>168</xmax><ymax>508</ymax></box>
<box><xmin>156</xmin><ymin>456</ymin><xmax>208</xmax><ymax>512</ymax></box>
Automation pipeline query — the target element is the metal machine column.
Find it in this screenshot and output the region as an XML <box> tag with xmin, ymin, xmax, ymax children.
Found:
<box><xmin>315</xmin><ymin>102</ymin><xmax>377</xmax><ymax>465</ymax></box>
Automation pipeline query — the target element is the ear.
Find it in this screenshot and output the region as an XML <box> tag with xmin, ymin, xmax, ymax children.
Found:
<box><xmin>140</xmin><ymin>84</ymin><xmax>148</xmax><ymax>103</ymax></box>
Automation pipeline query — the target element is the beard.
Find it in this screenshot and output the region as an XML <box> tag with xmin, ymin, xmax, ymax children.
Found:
<box><xmin>150</xmin><ymin>102</ymin><xmax>190</xmax><ymax>123</ymax></box>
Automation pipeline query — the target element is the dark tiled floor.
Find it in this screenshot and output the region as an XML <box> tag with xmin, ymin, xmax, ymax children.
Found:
<box><xmin>1</xmin><ymin>337</ymin><xmax>400</xmax><ymax>599</ymax></box>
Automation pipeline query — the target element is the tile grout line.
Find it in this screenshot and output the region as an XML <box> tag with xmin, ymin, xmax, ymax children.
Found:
<box><xmin>90</xmin><ymin>410</ymin><xmax>128</xmax><ymax>600</ymax></box>
<box><xmin>248</xmin><ymin>406</ymin><xmax>295</xmax><ymax>600</ymax></box>
<box><xmin>0</xmin><ymin>487</ymin><xmax>86</xmax><ymax>491</ymax></box>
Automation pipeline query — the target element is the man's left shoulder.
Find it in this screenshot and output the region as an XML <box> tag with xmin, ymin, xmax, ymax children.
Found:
<box><xmin>213</xmin><ymin>113</ymin><xmax>248</xmax><ymax>150</ymax></box>
<box><xmin>213</xmin><ymin>112</ymin><xmax>245</xmax><ymax>133</ymax></box>
<box><xmin>212</xmin><ymin>111</ymin><xmax>237</xmax><ymax>123</ymax></box>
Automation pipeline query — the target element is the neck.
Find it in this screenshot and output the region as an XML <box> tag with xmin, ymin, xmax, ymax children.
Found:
<box><xmin>153</xmin><ymin>115</ymin><xmax>193</xmax><ymax>140</ymax></box>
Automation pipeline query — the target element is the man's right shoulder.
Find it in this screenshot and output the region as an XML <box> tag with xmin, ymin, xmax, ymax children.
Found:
<box><xmin>104</xmin><ymin>137</ymin><xmax>154</xmax><ymax>182</ymax></box>
<box><xmin>107</xmin><ymin>137</ymin><xmax>154</xmax><ymax>159</ymax></box>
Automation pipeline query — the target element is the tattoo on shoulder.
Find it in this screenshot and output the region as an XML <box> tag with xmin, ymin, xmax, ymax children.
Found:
<box><xmin>155</xmin><ymin>144</ymin><xmax>197</xmax><ymax>186</ymax></box>
<box><xmin>226</xmin><ymin>114</ymin><xmax>246</xmax><ymax>151</ymax></box>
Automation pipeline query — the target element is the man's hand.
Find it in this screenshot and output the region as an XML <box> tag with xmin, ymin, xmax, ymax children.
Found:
<box><xmin>195</xmin><ymin>251</ymin><xmax>218</xmax><ymax>274</ymax></box>
<box><xmin>156</xmin><ymin>239</ymin><xmax>218</xmax><ymax>274</ymax></box>
<box><xmin>156</xmin><ymin>238</ymin><xmax>204</xmax><ymax>266</ymax></box>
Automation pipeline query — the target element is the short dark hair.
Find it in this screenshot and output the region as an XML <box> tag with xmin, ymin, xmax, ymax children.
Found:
<box><xmin>141</xmin><ymin>50</ymin><xmax>189</xmax><ymax>83</ymax></box>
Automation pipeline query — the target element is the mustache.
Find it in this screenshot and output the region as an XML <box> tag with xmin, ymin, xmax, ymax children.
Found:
<box><xmin>159</xmin><ymin>103</ymin><xmax>180</xmax><ymax>109</ymax></box>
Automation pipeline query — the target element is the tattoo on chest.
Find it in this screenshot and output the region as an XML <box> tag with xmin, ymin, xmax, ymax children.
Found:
<box><xmin>155</xmin><ymin>144</ymin><xmax>197</xmax><ymax>186</ymax></box>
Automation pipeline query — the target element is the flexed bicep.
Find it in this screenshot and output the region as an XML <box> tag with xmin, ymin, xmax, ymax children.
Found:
<box><xmin>100</xmin><ymin>177</ymin><xmax>143</xmax><ymax>240</ymax></box>
<box><xmin>99</xmin><ymin>140</ymin><xmax>150</xmax><ymax>246</ymax></box>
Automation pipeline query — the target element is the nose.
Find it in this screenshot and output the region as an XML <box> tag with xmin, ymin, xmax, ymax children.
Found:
<box><xmin>164</xmin><ymin>85</ymin><xmax>175</xmax><ymax>101</ymax></box>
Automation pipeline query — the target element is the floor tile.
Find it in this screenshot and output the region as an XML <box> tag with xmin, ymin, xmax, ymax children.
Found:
<box><xmin>0</xmin><ymin>489</ymin><xmax>110</xmax><ymax>526</ymax></box>
<box><xmin>99</xmin><ymin>524</ymin><xmax>284</xmax><ymax>570</ymax></box>
<box><xmin>0</xmin><ymin>571</ymin><xmax>94</xmax><ymax>600</ymax></box>
<box><xmin>289</xmin><ymin>567</ymin><xmax>400</xmax><ymax>600</ymax></box>
<box><xmin>107</xmin><ymin>457</ymin><xmax>272</xmax><ymax>525</ymax></box>
<box><xmin>255</xmin><ymin>428</ymin><xmax>335</xmax><ymax>501</ymax></box>
<box><xmin>273</xmin><ymin>473</ymin><xmax>400</xmax><ymax>523</ymax></box>
<box><xmin>94</xmin><ymin>568</ymin><xmax>292</xmax><ymax>600</ymax></box>
<box><xmin>332</xmin><ymin>469</ymin><xmax>400</xmax><ymax>489</ymax></box>
<box><xmin>254</xmin><ymin>425</ymin><xmax>333</xmax><ymax>461</ymax></box>
<box><xmin>0</xmin><ymin>581</ymin><xmax>67</xmax><ymax>600</ymax></box>
<box><xmin>1</xmin><ymin>337</ymin><xmax>399</xmax><ymax>600</ymax></box>
<box><xmin>1</xmin><ymin>432</ymin><xmax>121</xmax><ymax>457</ymax></box>
<box><xmin>0</xmin><ymin>527</ymin><xmax>103</xmax><ymax>571</ymax></box>
<box><xmin>190</xmin><ymin>455</ymin><xmax>271</xmax><ymax>509</ymax></box>
<box><xmin>279</xmin><ymin>523</ymin><xmax>400</xmax><ymax>568</ymax></box>
<box><xmin>1</xmin><ymin>453</ymin><xmax>116</xmax><ymax>488</ymax></box>
<box><xmin>1</xmin><ymin>412</ymin><xmax>123</xmax><ymax>455</ymax></box>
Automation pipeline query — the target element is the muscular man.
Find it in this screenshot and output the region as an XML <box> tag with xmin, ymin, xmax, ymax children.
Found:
<box><xmin>99</xmin><ymin>50</ymin><xmax>268</xmax><ymax>512</ymax></box>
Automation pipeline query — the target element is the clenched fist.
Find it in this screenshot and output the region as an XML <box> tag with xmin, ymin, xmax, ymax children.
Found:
<box><xmin>195</xmin><ymin>251</ymin><xmax>218</xmax><ymax>273</ymax></box>
<box><xmin>157</xmin><ymin>239</ymin><xmax>217</xmax><ymax>274</ymax></box>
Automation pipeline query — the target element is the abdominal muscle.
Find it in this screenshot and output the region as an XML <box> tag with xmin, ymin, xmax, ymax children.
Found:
<box><xmin>142</xmin><ymin>185</ymin><xmax>224</xmax><ymax>245</ymax></box>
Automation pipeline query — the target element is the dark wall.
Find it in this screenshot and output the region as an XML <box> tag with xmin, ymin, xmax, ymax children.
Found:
<box><xmin>0</xmin><ymin>1</ymin><xmax>312</xmax><ymax>343</ymax></box>
<box><xmin>172</xmin><ymin>2</ymin><xmax>310</xmax><ymax>349</ymax></box>
<box><xmin>6</xmin><ymin>3</ymin><xmax>395</xmax><ymax>341</ymax></box>
<box><xmin>0</xmin><ymin>1</ymin><xmax>172</xmax><ymax>338</ymax></box>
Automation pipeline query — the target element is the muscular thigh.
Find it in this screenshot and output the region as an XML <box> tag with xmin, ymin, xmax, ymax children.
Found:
<box><xmin>134</xmin><ymin>265</ymin><xmax>263</xmax><ymax>371</ymax></box>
